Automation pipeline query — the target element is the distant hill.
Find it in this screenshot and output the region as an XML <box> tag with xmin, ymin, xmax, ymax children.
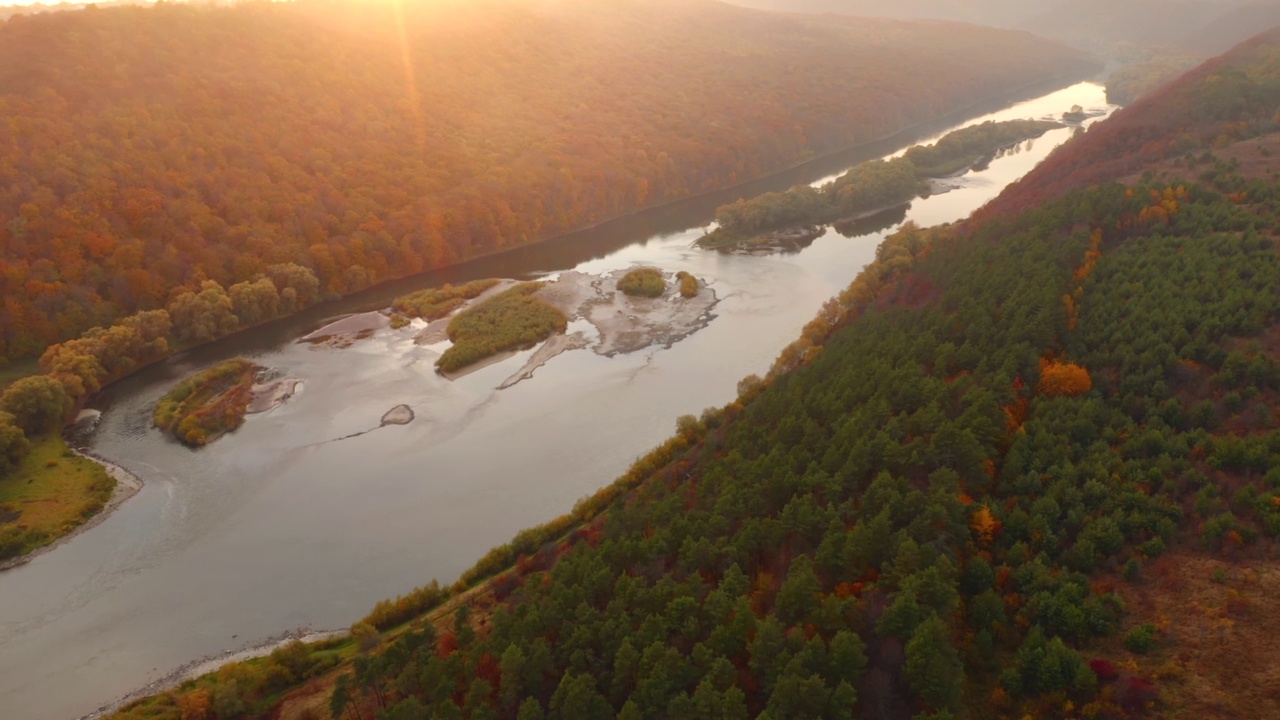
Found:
<box><xmin>973</xmin><ymin>26</ymin><xmax>1280</xmax><ymax>222</ymax></box>
<box><xmin>728</xmin><ymin>0</ymin><xmax>1280</xmax><ymax>55</ymax></box>
<box><xmin>724</xmin><ymin>0</ymin><xmax>1038</xmax><ymax>26</ymax></box>
<box><xmin>1179</xmin><ymin>1</ymin><xmax>1280</xmax><ymax>54</ymax></box>
<box><xmin>1017</xmin><ymin>0</ymin><xmax>1229</xmax><ymax>49</ymax></box>
<box><xmin>0</xmin><ymin>0</ymin><xmax>1093</xmax><ymax>366</ymax></box>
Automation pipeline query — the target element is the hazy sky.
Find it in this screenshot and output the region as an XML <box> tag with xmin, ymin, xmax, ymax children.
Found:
<box><xmin>0</xmin><ymin>0</ymin><xmax>153</xmax><ymax>7</ymax></box>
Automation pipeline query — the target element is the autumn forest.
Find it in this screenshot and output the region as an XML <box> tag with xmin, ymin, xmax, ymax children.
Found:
<box><xmin>0</xmin><ymin>0</ymin><xmax>1092</xmax><ymax>367</ymax></box>
<box><xmin>17</xmin><ymin>1</ymin><xmax>1280</xmax><ymax>720</ymax></box>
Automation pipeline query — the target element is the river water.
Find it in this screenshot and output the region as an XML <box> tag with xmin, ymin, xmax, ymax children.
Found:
<box><xmin>0</xmin><ymin>81</ymin><xmax>1113</xmax><ymax>720</ymax></box>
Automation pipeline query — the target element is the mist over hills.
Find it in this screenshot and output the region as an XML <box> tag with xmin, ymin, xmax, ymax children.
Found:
<box><xmin>727</xmin><ymin>0</ymin><xmax>1280</xmax><ymax>55</ymax></box>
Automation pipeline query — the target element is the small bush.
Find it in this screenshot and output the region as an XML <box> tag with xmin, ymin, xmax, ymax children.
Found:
<box><xmin>618</xmin><ymin>268</ymin><xmax>666</xmax><ymax>298</ymax></box>
<box><xmin>676</xmin><ymin>271</ymin><xmax>699</xmax><ymax>298</ymax></box>
<box><xmin>1124</xmin><ymin>624</ymin><xmax>1158</xmax><ymax>654</ymax></box>
<box><xmin>351</xmin><ymin>621</ymin><xmax>381</xmax><ymax>652</ymax></box>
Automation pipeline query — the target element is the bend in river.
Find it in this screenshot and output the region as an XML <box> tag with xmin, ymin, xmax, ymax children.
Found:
<box><xmin>0</xmin><ymin>81</ymin><xmax>1114</xmax><ymax>720</ymax></box>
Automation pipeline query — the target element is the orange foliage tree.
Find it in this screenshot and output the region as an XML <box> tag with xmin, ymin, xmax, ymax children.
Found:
<box><xmin>1037</xmin><ymin>358</ymin><xmax>1093</xmax><ymax>397</ymax></box>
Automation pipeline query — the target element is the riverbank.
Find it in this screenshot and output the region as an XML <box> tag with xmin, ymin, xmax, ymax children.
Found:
<box><xmin>0</xmin><ymin>441</ymin><xmax>139</xmax><ymax>572</ymax></box>
<box><xmin>87</xmin><ymin>628</ymin><xmax>347</xmax><ymax>720</ymax></box>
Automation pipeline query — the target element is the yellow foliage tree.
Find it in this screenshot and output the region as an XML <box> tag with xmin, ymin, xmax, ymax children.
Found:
<box><xmin>176</xmin><ymin>688</ymin><xmax>211</xmax><ymax>720</ymax></box>
<box><xmin>971</xmin><ymin>505</ymin><xmax>1001</xmax><ymax>545</ymax></box>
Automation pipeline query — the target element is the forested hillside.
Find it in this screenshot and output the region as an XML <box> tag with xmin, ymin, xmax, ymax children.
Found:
<box><xmin>0</xmin><ymin>0</ymin><xmax>1092</xmax><ymax>366</ymax></box>
<box><xmin>109</xmin><ymin>28</ymin><xmax>1280</xmax><ymax>720</ymax></box>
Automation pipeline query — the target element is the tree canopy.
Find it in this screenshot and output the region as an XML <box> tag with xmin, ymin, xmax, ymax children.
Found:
<box><xmin>0</xmin><ymin>0</ymin><xmax>1092</xmax><ymax>364</ymax></box>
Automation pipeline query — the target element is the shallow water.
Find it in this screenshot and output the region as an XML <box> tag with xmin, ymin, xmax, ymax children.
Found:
<box><xmin>0</xmin><ymin>81</ymin><xmax>1113</xmax><ymax>720</ymax></box>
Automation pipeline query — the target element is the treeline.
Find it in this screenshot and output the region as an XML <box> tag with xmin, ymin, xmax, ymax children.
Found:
<box><xmin>901</xmin><ymin>119</ymin><xmax>1064</xmax><ymax>177</ymax></box>
<box><xmin>706</xmin><ymin>119</ymin><xmax>1061</xmax><ymax>245</ymax></box>
<box><xmin>0</xmin><ymin>0</ymin><xmax>1094</xmax><ymax>364</ymax></box>
<box><xmin>0</xmin><ymin>263</ymin><xmax>318</xmax><ymax>482</ymax></box>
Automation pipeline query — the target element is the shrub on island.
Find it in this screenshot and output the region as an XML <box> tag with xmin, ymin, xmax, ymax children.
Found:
<box><xmin>676</xmin><ymin>272</ymin><xmax>699</xmax><ymax>298</ymax></box>
<box><xmin>618</xmin><ymin>268</ymin><xmax>666</xmax><ymax>298</ymax></box>
<box><xmin>154</xmin><ymin>359</ymin><xmax>259</xmax><ymax>447</ymax></box>
<box><xmin>436</xmin><ymin>283</ymin><xmax>567</xmax><ymax>373</ymax></box>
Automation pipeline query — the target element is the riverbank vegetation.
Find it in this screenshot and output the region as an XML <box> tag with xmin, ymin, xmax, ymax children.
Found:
<box><xmin>437</xmin><ymin>284</ymin><xmax>567</xmax><ymax>374</ymax></box>
<box><xmin>104</xmin><ymin>33</ymin><xmax>1280</xmax><ymax>720</ymax></box>
<box><xmin>616</xmin><ymin>268</ymin><xmax>666</xmax><ymax>298</ymax></box>
<box><xmin>703</xmin><ymin>119</ymin><xmax>1063</xmax><ymax>247</ymax></box>
<box><xmin>0</xmin><ymin>435</ymin><xmax>113</xmax><ymax>562</ymax></box>
<box><xmin>153</xmin><ymin>359</ymin><xmax>260</xmax><ymax>447</ymax></box>
<box><xmin>0</xmin><ymin>0</ymin><xmax>1092</xmax><ymax>372</ymax></box>
<box><xmin>392</xmin><ymin>280</ymin><xmax>502</xmax><ymax>321</ymax></box>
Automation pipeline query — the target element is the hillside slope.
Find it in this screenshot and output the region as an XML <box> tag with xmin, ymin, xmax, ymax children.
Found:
<box><xmin>0</xmin><ymin>0</ymin><xmax>1093</xmax><ymax>365</ymax></box>
<box><xmin>107</xmin><ymin>29</ymin><xmax>1280</xmax><ymax>720</ymax></box>
<box><xmin>971</xmin><ymin>26</ymin><xmax>1280</xmax><ymax>223</ymax></box>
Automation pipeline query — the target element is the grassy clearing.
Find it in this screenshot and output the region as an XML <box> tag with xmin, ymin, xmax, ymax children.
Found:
<box><xmin>154</xmin><ymin>358</ymin><xmax>259</xmax><ymax>447</ymax></box>
<box><xmin>0</xmin><ymin>434</ymin><xmax>114</xmax><ymax>561</ymax></box>
<box><xmin>437</xmin><ymin>283</ymin><xmax>567</xmax><ymax>373</ymax></box>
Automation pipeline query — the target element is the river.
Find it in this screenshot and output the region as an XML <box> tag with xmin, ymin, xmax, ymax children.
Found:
<box><xmin>0</xmin><ymin>81</ymin><xmax>1113</xmax><ymax>720</ymax></box>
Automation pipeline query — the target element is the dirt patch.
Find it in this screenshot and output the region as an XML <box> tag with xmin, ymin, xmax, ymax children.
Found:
<box><xmin>1101</xmin><ymin>549</ymin><xmax>1280</xmax><ymax>718</ymax></box>
<box><xmin>300</xmin><ymin>311</ymin><xmax>390</xmax><ymax>348</ymax></box>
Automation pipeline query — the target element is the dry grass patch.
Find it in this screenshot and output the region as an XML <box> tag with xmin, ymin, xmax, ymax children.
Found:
<box><xmin>1101</xmin><ymin>549</ymin><xmax>1280</xmax><ymax>718</ymax></box>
